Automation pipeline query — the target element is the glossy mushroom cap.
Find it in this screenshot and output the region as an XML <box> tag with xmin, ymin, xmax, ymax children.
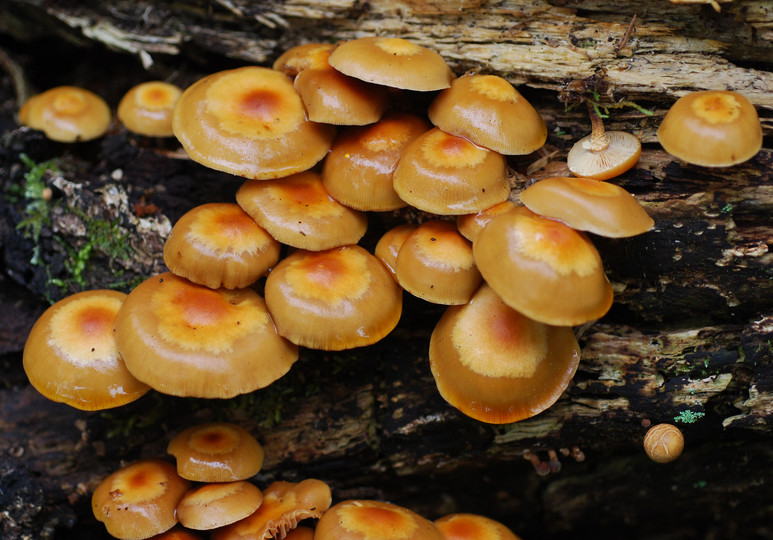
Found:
<box><xmin>19</xmin><ymin>86</ymin><xmax>111</xmax><ymax>142</ymax></box>
<box><xmin>393</xmin><ymin>127</ymin><xmax>510</xmax><ymax>215</ymax></box>
<box><xmin>172</xmin><ymin>66</ymin><xmax>335</xmax><ymax>179</ymax></box>
<box><xmin>374</xmin><ymin>223</ymin><xmax>418</xmax><ymax>280</ymax></box>
<box><xmin>315</xmin><ymin>499</ymin><xmax>445</xmax><ymax>540</ymax></box>
<box><xmin>264</xmin><ymin>245</ymin><xmax>403</xmax><ymax>350</ymax></box>
<box><xmin>167</xmin><ymin>423</ymin><xmax>264</xmax><ymax>482</ymax></box>
<box><xmin>657</xmin><ymin>90</ymin><xmax>762</xmax><ymax>167</ymax></box>
<box><xmin>395</xmin><ymin>220</ymin><xmax>482</xmax><ymax>305</ymax></box>
<box><xmin>566</xmin><ymin>130</ymin><xmax>641</xmax><ymax>180</ymax></box>
<box><xmin>328</xmin><ymin>36</ymin><xmax>455</xmax><ymax>91</ymax></box>
<box><xmin>456</xmin><ymin>200</ymin><xmax>518</xmax><ymax>242</ymax></box>
<box><xmin>113</xmin><ymin>272</ymin><xmax>298</xmax><ymax>398</ymax></box>
<box><xmin>322</xmin><ymin>112</ymin><xmax>431</xmax><ymax>211</ymax></box>
<box><xmin>519</xmin><ymin>176</ymin><xmax>654</xmax><ymax>238</ymax></box>
<box><xmin>434</xmin><ymin>513</ymin><xmax>523</xmax><ymax>540</ymax></box>
<box><xmin>428</xmin><ymin>74</ymin><xmax>546</xmax><ymax>155</ymax></box>
<box><xmin>146</xmin><ymin>527</ymin><xmax>205</xmax><ymax>540</ymax></box>
<box><xmin>164</xmin><ymin>203</ymin><xmax>281</xmax><ymax>289</ymax></box>
<box><xmin>429</xmin><ymin>284</ymin><xmax>580</xmax><ymax>424</ymax></box>
<box><xmin>92</xmin><ymin>459</ymin><xmax>190</xmax><ymax>540</ymax></box>
<box><xmin>236</xmin><ymin>171</ymin><xmax>368</xmax><ymax>251</ymax></box>
<box><xmin>213</xmin><ymin>479</ymin><xmax>332</xmax><ymax>540</ymax></box>
<box><xmin>117</xmin><ymin>81</ymin><xmax>183</xmax><ymax>137</ymax></box>
<box><xmin>643</xmin><ymin>423</ymin><xmax>685</xmax><ymax>463</ymax></box>
<box><xmin>273</xmin><ymin>42</ymin><xmax>336</xmax><ymax>78</ymax></box>
<box><xmin>177</xmin><ymin>481</ymin><xmax>264</xmax><ymax>530</ymax></box>
<box><xmin>23</xmin><ymin>289</ymin><xmax>150</xmax><ymax>411</ymax></box>
<box><xmin>473</xmin><ymin>206</ymin><xmax>613</xmax><ymax>326</ymax></box>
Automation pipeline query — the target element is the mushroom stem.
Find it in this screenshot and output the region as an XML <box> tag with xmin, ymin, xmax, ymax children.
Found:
<box><xmin>586</xmin><ymin>101</ymin><xmax>610</xmax><ymax>153</ymax></box>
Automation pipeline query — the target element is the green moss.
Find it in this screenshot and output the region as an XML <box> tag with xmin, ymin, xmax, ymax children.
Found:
<box><xmin>674</xmin><ymin>410</ymin><xmax>705</xmax><ymax>424</ymax></box>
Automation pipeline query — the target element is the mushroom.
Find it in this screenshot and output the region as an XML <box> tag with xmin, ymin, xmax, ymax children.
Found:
<box><xmin>113</xmin><ymin>272</ymin><xmax>298</xmax><ymax>398</ymax></box>
<box><xmin>374</xmin><ymin>223</ymin><xmax>419</xmax><ymax>280</ymax></box>
<box><xmin>519</xmin><ymin>176</ymin><xmax>654</xmax><ymax>238</ymax></box>
<box><xmin>427</xmin><ymin>73</ymin><xmax>546</xmax><ymax>155</ymax></box>
<box><xmin>18</xmin><ymin>85</ymin><xmax>111</xmax><ymax>142</ymax></box>
<box><xmin>117</xmin><ymin>81</ymin><xmax>183</xmax><ymax>137</ymax></box>
<box><xmin>177</xmin><ymin>481</ymin><xmax>264</xmax><ymax>530</ymax></box>
<box><xmin>264</xmin><ymin>245</ymin><xmax>403</xmax><ymax>350</ymax></box>
<box><xmin>212</xmin><ymin>479</ymin><xmax>332</xmax><ymax>540</ymax></box>
<box><xmin>167</xmin><ymin>422</ymin><xmax>265</xmax><ymax>482</ymax></box>
<box><xmin>394</xmin><ymin>220</ymin><xmax>482</xmax><ymax>305</ymax></box>
<box><xmin>163</xmin><ymin>202</ymin><xmax>281</xmax><ymax>289</ymax></box>
<box><xmin>429</xmin><ymin>283</ymin><xmax>580</xmax><ymax>424</ymax></box>
<box><xmin>273</xmin><ymin>42</ymin><xmax>336</xmax><ymax>78</ymax></box>
<box><xmin>92</xmin><ymin>459</ymin><xmax>190</xmax><ymax>540</ymax></box>
<box><xmin>322</xmin><ymin>112</ymin><xmax>432</xmax><ymax>211</ymax></box>
<box><xmin>434</xmin><ymin>513</ymin><xmax>522</xmax><ymax>540</ymax></box>
<box><xmin>392</xmin><ymin>127</ymin><xmax>511</xmax><ymax>215</ymax></box>
<box><xmin>456</xmin><ymin>200</ymin><xmax>518</xmax><ymax>242</ymax></box>
<box><xmin>23</xmin><ymin>289</ymin><xmax>150</xmax><ymax>411</ymax></box>
<box><xmin>643</xmin><ymin>423</ymin><xmax>685</xmax><ymax>463</ymax></box>
<box><xmin>146</xmin><ymin>526</ymin><xmax>205</xmax><ymax>540</ymax></box>
<box><xmin>171</xmin><ymin>66</ymin><xmax>335</xmax><ymax>179</ymax></box>
<box><xmin>656</xmin><ymin>89</ymin><xmax>762</xmax><ymax>167</ymax></box>
<box><xmin>235</xmin><ymin>171</ymin><xmax>368</xmax><ymax>251</ymax></box>
<box><xmin>472</xmin><ymin>206</ymin><xmax>613</xmax><ymax>326</ymax></box>
<box><xmin>314</xmin><ymin>499</ymin><xmax>445</xmax><ymax>540</ymax></box>
<box><xmin>328</xmin><ymin>36</ymin><xmax>455</xmax><ymax>91</ymax></box>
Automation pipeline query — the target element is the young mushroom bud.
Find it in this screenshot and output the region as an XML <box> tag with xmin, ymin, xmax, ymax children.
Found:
<box><xmin>643</xmin><ymin>423</ymin><xmax>685</xmax><ymax>463</ymax></box>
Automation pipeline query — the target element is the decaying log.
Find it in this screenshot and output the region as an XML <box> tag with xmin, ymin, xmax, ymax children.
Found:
<box><xmin>1</xmin><ymin>0</ymin><xmax>772</xmax><ymax>539</ymax></box>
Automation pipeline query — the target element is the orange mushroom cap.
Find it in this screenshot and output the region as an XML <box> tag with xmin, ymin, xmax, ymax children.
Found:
<box><xmin>393</xmin><ymin>127</ymin><xmax>511</xmax><ymax>215</ymax></box>
<box><xmin>328</xmin><ymin>36</ymin><xmax>455</xmax><ymax>91</ymax></box>
<box><xmin>519</xmin><ymin>176</ymin><xmax>654</xmax><ymax>238</ymax></box>
<box><xmin>273</xmin><ymin>42</ymin><xmax>336</xmax><ymax>78</ymax></box>
<box><xmin>374</xmin><ymin>223</ymin><xmax>419</xmax><ymax>280</ymax></box>
<box><xmin>177</xmin><ymin>481</ymin><xmax>264</xmax><ymax>530</ymax></box>
<box><xmin>434</xmin><ymin>513</ymin><xmax>522</xmax><ymax>540</ymax></box>
<box><xmin>213</xmin><ymin>479</ymin><xmax>332</xmax><ymax>540</ymax></box>
<box><xmin>146</xmin><ymin>526</ymin><xmax>205</xmax><ymax>540</ymax></box>
<box><xmin>167</xmin><ymin>422</ymin><xmax>264</xmax><ymax>482</ymax></box>
<box><xmin>264</xmin><ymin>245</ymin><xmax>403</xmax><ymax>350</ymax></box>
<box><xmin>643</xmin><ymin>423</ymin><xmax>685</xmax><ymax>464</ymax></box>
<box><xmin>429</xmin><ymin>283</ymin><xmax>580</xmax><ymax>424</ymax></box>
<box><xmin>322</xmin><ymin>112</ymin><xmax>431</xmax><ymax>211</ymax></box>
<box><xmin>456</xmin><ymin>200</ymin><xmax>518</xmax><ymax>242</ymax></box>
<box><xmin>428</xmin><ymin>74</ymin><xmax>546</xmax><ymax>155</ymax></box>
<box><xmin>657</xmin><ymin>90</ymin><xmax>762</xmax><ymax>167</ymax></box>
<box><xmin>18</xmin><ymin>85</ymin><xmax>111</xmax><ymax>142</ymax></box>
<box><xmin>236</xmin><ymin>171</ymin><xmax>368</xmax><ymax>251</ymax></box>
<box><xmin>566</xmin><ymin>130</ymin><xmax>641</xmax><ymax>180</ymax></box>
<box><xmin>92</xmin><ymin>459</ymin><xmax>190</xmax><ymax>540</ymax></box>
<box><xmin>163</xmin><ymin>202</ymin><xmax>281</xmax><ymax>289</ymax></box>
<box><xmin>113</xmin><ymin>272</ymin><xmax>298</xmax><ymax>398</ymax></box>
<box><xmin>473</xmin><ymin>206</ymin><xmax>613</xmax><ymax>326</ymax></box>
<box><xmin>315</xmin><ymin>499</ymin><xmax>445</xmax><ymax>540</ymax></box>
<box><xmin>172</xmin><ymin>66</ymin><xmax>335</xmax><ymax>179</ymax></box>
<box><xmin>117</xmin><ymin>81</ymin><xmax>183</xmax><ymax>137</ymax></box>
<box><xmin>23</xmin><ymin>289</ymin><xmax>150</xmax><ymax>411</ymax></box>
<box><xmin>395</xmin><ymin>220</ymin><xmax>482</xmax><ymax>305</ymax></box>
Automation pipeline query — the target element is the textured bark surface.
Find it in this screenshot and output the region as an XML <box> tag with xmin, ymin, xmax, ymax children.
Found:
<box><xmin>1</xmin><ymin>1</ymin><xmax>772</xmax><ymax>539</ymax></box>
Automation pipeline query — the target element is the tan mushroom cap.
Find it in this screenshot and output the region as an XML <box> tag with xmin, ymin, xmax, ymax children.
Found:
<box><xmin>213</xmin><ymin>479</ymin><xmax>332</xmax><ymax>540</ymax></box>
<box><xmin>113</xmin><ymin>272</ymin><xmax>298</xmax><ymax>398</ymax></box>
<box><xmin>434</xmin><ymin>513</ymin><xmax>522</xmax><ymax>540</ymax></box>
<box><xmin>473</xmin><ymin>206</ymin><xmax>613</xmax><ymax>326</ymax></box>
<box><xmin>167</xmin><ymin>423</ymin><xmax>264</xmax><ymax>482</ymax></box>
<box><xmin>117</xmin><ymin>81</ymin><xmax>183</xmax><ymax>137</ymax></box>
<box><xmin>430</xmin><ymin>283</ymin><xmax>580</xmax><ymax>424</ymax></box>
<box><xmin>393</xmin><ymin>127</ymin><xmax>510</xmax><ymax>215</ymax></box>
<box><xmin>172</xmin><ymin>66</ymin><xmax>335</xmax><ymax>179</ymax></box>
<box><xmin>236</xmin><ymin>171</ymin><xmax>368</xmax><ymax>251</ymax></box>
<box><xmin>23</xmin><ymin>289</ymin><xmax>150</xmax><ymax>411</ymax></box>
<box><xmin>273</xmin><ymin>42</ymin><xmax>336</xmax><ymax>77</ymax></box>
<box><xmin>322</xmin><ymin>112</ymin><xmax>431</xmax><ymax>211</ymax></box>
<box><xmin>657</xmin><ymin>90</ymin><xmax>762</xmax><ymax>167</ymax></box>
<box><xmin>428</xmin><ymin>74</ymin><xmax>547</xmax><ymax>155</ymax></box>
<box><xmin>264</xmin><ymin>245</ymin><xmax>403</xmax><ymax>350</ymax></box>
<box><xmin>177</xmin><ymin>481</ymin><xmax>264</xmax><ymax>530</ymax></box>
<box><xmin>519</xmin><ymin>176</ymin><xmax>654</xmax><ymax>238</ymax></box>
<box><xmin>374</xmin><ymin>223</ymin><xmax>418</xmax><ymax>280</ymax></box>
<box><xmin>92</xmin><ymin>459</ymin><xmax>190</xmax><ymax>540</ymax></box>
<box><xmin>18</xmin><ymin>85</ymin><xmax>111</xmax><ymax>142</ymax></box>
<box><xmin>456</xmin><ymin>200</ymin><xmax>518</xmax><ymax>242</ymax></box>
<box><xmin>315</xmin><ymin>499</ymin><xmax>445</xmax><ymax>540</ymax></box>
<box><xmin>566</xmin><ymin>130</ymin><xmax>642</xmax><ymax>180</ymax></box>
<box><xmin>395</xmin><ymin>220</ymin><xmax>482</xmax><ymax>305</ymax></box>
<box><xmin>163</xmin><ymin>202</ymin><xmax>281</xmax><ymax>289</ymax></box>
<box><xmin>643</xmin><ymin>423</ymin><xmax>685</xmax><ymax>464</ymax></box>
<box><xmin>328</xmin><ymin>36</ymin><xmax>455</xmax><ymax>91</ymax></box>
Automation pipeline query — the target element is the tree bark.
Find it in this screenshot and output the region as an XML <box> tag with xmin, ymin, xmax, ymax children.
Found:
<box><xmin>1</xmin><ymin>1</ymin><xmax>772</xmax><ymax>539</ymax></box>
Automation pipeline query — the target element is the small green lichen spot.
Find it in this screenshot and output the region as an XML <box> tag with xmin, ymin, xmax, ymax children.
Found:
<box><xmin>674</xmin><ymin>410</ymin><xmax>705</xmax><ymax>424</ymax></box>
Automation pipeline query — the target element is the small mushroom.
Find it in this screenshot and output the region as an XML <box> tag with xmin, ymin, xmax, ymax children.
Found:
<box><xmin>315</xmin><ymin>499</ymin><xmax>445</xmax><ymax>540</ymax></box>
<box><xmin>434</xmin><ymin>513</ymin><xmax>522</xmax><ymax>540</ymax></box>
<box><xmin>643</xmin><ymin>423</ymin><xmax>685</xmax><ymax>463</ymax></box>
<box><xmin>18</xmin><ymin>85</ymin><xmax>111</xmax><ymax>142</ymax></box>
<box><xmin>167</xmin><ymin>422</ymin><xmax>264</xmax><ymax>482</ymax></box>
<box><xmin>117</xmin><ymin>81</ymin><xmax>183</xmax><ymax>137</ymax></box>
<box><xmin>374</xmin><ymin>223</ymin><xmax>419</xmax><ymax>280</ymax></box>
<box><xmin>273</xmin><ymin>42</ymin><xmax>336</xmax><ymax>78</ymax></box>
<box><xmin>92</xmin><ymin>459</ymin><xmax>190</xmax><ymax>540</ymax></box>
<box><xmin>177</xmin><ymin>481</ymin><xmax>264</xmax><ymax>530</ymax></box>
<box><xmin>657</xmin><ymin>90</ymin><xmax>762</xmax><ymax>167</ymax></box>
<box><xmin>456</xmin><ymin>200</ymin><xmax>518</xmax><ymax>242</ymax></box>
